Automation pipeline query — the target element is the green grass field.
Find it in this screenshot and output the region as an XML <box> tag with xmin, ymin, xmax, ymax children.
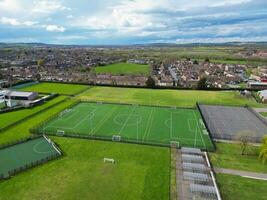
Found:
<box><xmin>0</xmin><ymin>96</ymin><xmax>67</xmax><ymax>130</ymax></box>
<box><xmin>260</xmin><ymin>112</ymin><xmax>267</xmax><ymax>117</ymax></box>
<box><xmin>94</xmin><ymin>63</ymin><xmax>150</xmax><ymax>76</ymax></box>
<box><xmin>0</xmin><ymin>99</ymin><xmax>76</xmax><ymax>145</ymax></box>
<box><xmin>36</xmin><ymin>102</ymin><xmax>214</xmax><ymax>150</ymax></box>
<box><xmin>216</xmin><ymin>173</ymin><xmax>267</xmax><ymax>200</ymax></box>
<box><xmin>80</xmin><ymin>86</ymin><xmax>263</xmax><ymax>108</ymax></box>
<box><xmin>0</xmin><ymin>136</ymin><xmax>60</xmax><ymax>177</ymax></box>
<box><xmin>209</xmin><ymin>142</ymin><xmax>267</xmax><ymax>173</ymax></box>
<box><xmin>20</xmin><ymin>82</ymin><xmax>89</xmax><ymax>95</ymax></box>
<box><xmin>0</xmin><ymin>137</ymin><xmax>170</xmax><ymax>200</ymax></box>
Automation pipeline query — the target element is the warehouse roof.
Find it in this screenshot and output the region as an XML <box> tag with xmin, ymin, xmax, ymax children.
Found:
<box><xmin>6</xmin><ymin>91</ymin><xmax>36</xmax><ymax>97</ymax></box>
<box><xmin>0</xmin><ymin>90</ymin><xmax>37</xmax><ymax>98</ymax></box>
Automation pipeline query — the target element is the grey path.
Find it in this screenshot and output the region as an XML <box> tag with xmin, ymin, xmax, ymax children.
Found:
<box><xmin>253</xmin><ymin>108</ymin><xmax>267</xmax><ymax>119</ymax></box>
<box><xmin>253</xmin><ymin>108</ymin><xmax>267</xmax><ymax>113</ymax></box>
<box><xmin>214</xmin><ymin>167</ymin><xmax>267</xmax><ymax>180</ymax></box>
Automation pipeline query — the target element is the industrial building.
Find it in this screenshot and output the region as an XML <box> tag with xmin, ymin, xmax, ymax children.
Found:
<box><xmin>0</xmin><ymin>90</ymin><xmax>39</xmax><ymax>108</ymax></box>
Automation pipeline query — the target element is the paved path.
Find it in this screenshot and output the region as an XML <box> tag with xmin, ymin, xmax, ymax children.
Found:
<box><xmin>253</xmin><ymin>108</ymin><xmax>267</xmax><ymax>119</ymax></box>
<box><xmin>214</xmin><ymin>167</ymin><xmax>267</xmax><ymax>180</ymax></box>
<box><xmin>253</xmin><ymin>108</ymin><xmax>267</xmax><ymax>115</ymax></box>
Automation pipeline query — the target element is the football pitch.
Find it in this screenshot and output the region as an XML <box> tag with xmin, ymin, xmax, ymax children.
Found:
<box><xmin>0</xmin><ymin>136</ymin><xmax>61</xmax><ymax>178</ymax></box>
<box><xmin>36</xmin><ymin>102</ymin><xmax>214</xmax><ymax>150</ymax></box>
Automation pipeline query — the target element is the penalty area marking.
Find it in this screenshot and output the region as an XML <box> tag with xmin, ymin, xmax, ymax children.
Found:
<box><xmin>33</xmin><ymin>140</ymin><xmax>54</xmax><ymax>154</ymax></box>
<box><xmin>113</xmin><ymin>114</ymin><xmax>142</xmax><ymax>126</ymax></box>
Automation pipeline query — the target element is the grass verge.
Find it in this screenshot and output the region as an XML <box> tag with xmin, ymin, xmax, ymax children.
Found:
<box><xmin>0</xmin><ymin>99</ymin><xmax>75</xmax><ymax>145</ymax></box>
<box><xmin>216</xmin><ymin>173</ymin><xmax>267</xmax><ymax>200</ymax></box>
<box><xmin>260</xmin><ymin>112</ymin><xmax>267</xmax><ymax>117</ymax></box>
<box><xmin>0</xmin><ymin>96</ymin><xmax>67</xmax><ymax>130</ymax></box>
<box><xmin>170</xmin><ymin>148</ymin><xmax>177</xmax><ymax>200</ymax></box>
<box><xmin>209</xmin><ymin>142</ymin><xmax>267</xmax><ymax>173</ymax></box>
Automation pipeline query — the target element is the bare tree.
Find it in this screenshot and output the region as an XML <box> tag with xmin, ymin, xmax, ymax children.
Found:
<box><xmin>235</xmin><ymin>131</ymin><xmax>255</xmax><ymax>155</ymax></box>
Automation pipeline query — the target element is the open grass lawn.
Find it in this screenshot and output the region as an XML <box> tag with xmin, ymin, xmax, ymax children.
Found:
<box><xmin>216</xmin><ymin>173</ymin><xmax>267</xmax><ymax>200</ymax></box>
<box><xmin>94</xmin><ymin>63</ymin><xmax>150</xmax><ymax>76</ymax></box>
<box><xmin>209</xmin><ymin>142</ymin><xmax>267</xmax><ymax>173</ymax></box>
<box><xmin>0</xmin><ymin>137</ymin><xmax>170</xmax><ymax>200</ymax></box>
<box><xmin>0</xmin><ymin>99</ymin><xmax>76</xmax><ymax>145</ymax></box>
<box><xmin>0</xmin><ymin>96</ymin><xmax>67</xmax><ymax>130</ymax></box>
<box><xmin>260</xmin><ymin>112</ymin><xmax>267</xmax><ymax>117</ymax></box>
<box><xmin>36</xmin><ymin>102</ymin><xmax>214</xmax><ymax>150</ymax></box>
<box><xmin>20</xmin><ymin>82</ymin><xmax>89</xmax><ymax>95</ymax></box>
<box><xmin>80</xmin><ymin>86</ymin><xmax>263</xmax><ymax>108</ymax></box>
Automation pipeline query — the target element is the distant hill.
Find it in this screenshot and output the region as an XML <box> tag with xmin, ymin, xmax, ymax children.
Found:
<box><xmin>0</xmin><ymin>42</ymin><xmax>267</xmax><ymax>48</ymax></box>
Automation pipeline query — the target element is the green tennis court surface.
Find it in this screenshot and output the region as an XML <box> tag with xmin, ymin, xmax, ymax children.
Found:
<box><xmin>0</xmin><ymin>136</ymin><xmax>61</xmax><ymax>178</ymax></box>
<box><xmin>38</xmin><ymin>102</ymin><xmax>214</xmax><ymax>150</ymax></box>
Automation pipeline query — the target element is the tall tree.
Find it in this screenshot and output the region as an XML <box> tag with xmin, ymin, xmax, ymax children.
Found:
<box><xmin>197</xmin><ymin>77</ymin><xmax>208</xmax><ymax>90</ymax></box>
<box><xmin>235</xmin><ymin>131</ymin><xmax>255</xmax><ymax>155</ymax></box>
<box><xmin>37</xmin><ymin>59</ymin><xmax>45</xmax><ymax>66</ymax></box>
<box><xmin>146</xmin><ymin>76</ymin><xmax>156</xmax><ymax>88</ymax></box>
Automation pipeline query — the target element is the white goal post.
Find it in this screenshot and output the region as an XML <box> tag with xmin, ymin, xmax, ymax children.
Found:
<box><xmin>56</xmin><ymin>130</ymin><xmax>65</xmax><ymax>136</ymax></box>
<box><xmin>112</xmin><ymin>135</ymin><xmax>121</xmax><ymax>141</ymax></box>
<box><xmin>170</xmin><ymin>141</ymin><xmax>180</xmax><ymax>148</ymax></box>
<box><xmin>104</xmin><ymin>158</ymin><xmax>115</xmax><ymax>164</ymax></box>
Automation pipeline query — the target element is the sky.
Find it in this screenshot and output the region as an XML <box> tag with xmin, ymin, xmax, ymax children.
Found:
<box><xmin>0</xmin><ymin>0</ymin><xmax>267</xmax><ymax>45</ymax></box>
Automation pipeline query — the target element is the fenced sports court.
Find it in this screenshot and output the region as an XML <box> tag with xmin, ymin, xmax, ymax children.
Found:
<box><xmin>0</xmin><ymin>135</ymin><xmax>61</xmax><ymax>179</ymax></box>
<box><xmin>31</xmin><ymin>102</ymin><xmax>214</xmax><ymax>151</ymax></box>
<box><xmin>198</xmin><ymin>104</ymin><xmax>267</xmax><ymax>142</ymax></box>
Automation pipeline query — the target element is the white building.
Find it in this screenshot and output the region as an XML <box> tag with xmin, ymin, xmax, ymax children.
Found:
<box><xmin>0</xmin><ymin>90</ymin><xmax>39</xmax><ymax>108</ymax></box>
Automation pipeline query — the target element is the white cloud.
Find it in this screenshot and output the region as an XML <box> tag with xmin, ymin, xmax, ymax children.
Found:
<box><xmin>0</xmin><ymin>0</ymin><xmax>22</xmax><ymax>13</ymax></box>
<box><xmin>0</xmin><ymin>17</ymin><xmax>37</xmax><ymax>26</ymax></box>
<box><xmin>67</xmin><ymin>15</ymin><xmax>74</xmax><ymax>19</ymax></box>
<box><xmin>0</xmin><ymin>0</ymin><xmax>266</xmax><ymax>44</ymax></box>
<box><xmin>32</xmin><ymin>0</ymin><xmax>71</xmax><ymax>14</ymax></box>
<box><xmin>45</xmin><ymin>24</ymin><xmax>66</xmax><ymax>32</ymax></box>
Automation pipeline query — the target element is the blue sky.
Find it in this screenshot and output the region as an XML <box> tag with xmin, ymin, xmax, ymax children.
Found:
<box><xmin>0</xmin><ymin>0</ymin><xmax>266</xmax><ymax>45</ymax></box>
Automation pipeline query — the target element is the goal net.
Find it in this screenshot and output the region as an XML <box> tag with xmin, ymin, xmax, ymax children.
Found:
<box><xmin>56</xmin><ymin>130</ymin><xmax>65</xmax><ymax>136</ymax></box>
<box><xmin>170</xmin><ymin>141</ymin><xmax>180</xmax><ymax>148</ymax></box>
<box><xmin>97</xmin><ymin>101</ymin><xmax>103</xmax><ymax>105</ymax></box>
<box><xmin>112</xmin><ymin>135</ymin><xmax>121</xmax><ymax>142</ymax></box>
